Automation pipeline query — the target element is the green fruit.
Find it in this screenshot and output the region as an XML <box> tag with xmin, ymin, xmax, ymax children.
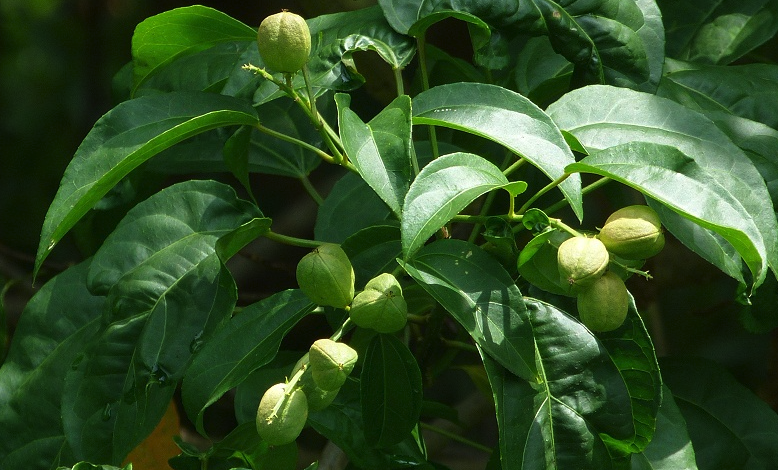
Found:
<box><xmin>256</xmin><ymin>383</ymin><xmax>308</xmax><ymax>446</ymax></box>
<box><xmin>349</xmin><ymin>273</ymin><xmax>408</xmax><ymax>333</ymax></box>
<box><xmin>296</xmin><ymin>243</ymin><xmax>355</xmax><ymax>308</ymax></box>
<box><xmin>257</xmin><ymin>11</ymin><xmax>311</xmax><ymax>73</ymax></box>
<box><xmin>308</xmin><ymin>339</ymin><xmax>358</xmax><ymax>391</ymax></box>
<box><xmin>577</xmin><ymin>271</ymin><xmax>629</xmax><ymax>332</ymax></box>
<box><xmin>299</xmin><ymin>371</ymin><xmax>340</xmax><ymax>412</ymax></box>
<box><xmin>557</xmin><ymin>236</ymin><xmax>609</xmax><ymax>291</ymax></box>
<box><xmin>598</xmin><ymin>205</ymin><xmax>665</xmax><ymax>259</ymax></box>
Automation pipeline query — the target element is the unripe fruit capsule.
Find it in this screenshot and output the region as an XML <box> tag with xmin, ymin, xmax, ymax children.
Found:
<box><xmin>256</xmin><ymin>383</ymin><xmax>308</xmax><ymax>446</ymax></box>
<box><xmin>257</xmin><ymin>11</ymin><xmax>311</xmax><ymax>73</ymax></box>
<box><xmin>557</xmin><ymin>236</ymin><xmax>609</xmax><ymax>292</ymax></box>
<box><xmin>296</xmin><ymin>243</ymin><xmax>355</xmax><ymax>308</ymax></box>
<box><xmin>598</xmin><ymin>205</ymin><xmax>665</xmax><ymax>260</ymax></box>
<box><xmin>349</xmin><ymin>273</ymin><xmax>408</xmax><ymax>333</ymax></box>
<box><xmin>308</xmin><ymin>339</ymin><xmax>358</xmax><ymax>391</ymax></box>
<box><xmin>577</xmin><ymin>271</ymin><xmax>629</xmax><ymax>332</ymax></box>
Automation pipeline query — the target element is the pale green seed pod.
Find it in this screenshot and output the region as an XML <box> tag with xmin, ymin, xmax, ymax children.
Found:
<box><xmin>598</xmin><ymin>205</ymin><xmax>665</xmax><ymax>260</ymax></box>
<box><xmin>308</xmin><ymin>339</ymin><xmax>358</xmax><ymax>391</ymax></box>
<box><xmin>257</xmin><ymin>11</ymin><xmax>311</xmax><ymax>73</ymax></box>
<box><xmin>296</xmin><ymin>243</ymin><xmax>355</xmax><ymax>308</ymax></box>
<box><xmin>577</xmin><ymin>271</ymin><xmax>629</xmax><ymax>332</ymax></box>
<box><xmin>557</xmin><ymin>236</ymin><xmax>609</xmax><ymax>291</ymax></box>
<box><xmin>256</xmin><ymin>383</ymin><xmax>308</xmax><ymax>446</ymax></box>
<box><xmin>349</xmin><ymin>273</ymin><xmax>408</xmax><ymax>333</ymax></box>
<box><xmin>299</xmin><ymin>370</ymin><xmax>340</xmax><ymax>412</ymax></box>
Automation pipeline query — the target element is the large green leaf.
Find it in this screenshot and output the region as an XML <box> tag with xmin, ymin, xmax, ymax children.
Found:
<box><xmin>314</xmin><ymin>172</ymin><xmax>393</xmax><ymax>243</ymax></box>
<box><xmin>181</xmin><ymin>289</ymin><xmax>315</xmax><ymax>435</ymax></box>
<box><xmin>567</xmin><ymin>141</ymin><xmax>769</xmax><ymax>291</ymax></box>
<box><xmin>337</xmin><ymin>94</ymin><xmax>414</xmax><ymax>218</ymax></box>
<box><xmin>360</xmin><ymin>334</ymin><xmax>423</xmax><ymax>447</ymax></box>
<box><xmin>482</xmin><ymin>298</ymin><xmax>655</xmax><ymax>469</ymax></box>
<box><xmin>379</xmin><ymin>0</ymin><xmax>664</xmax><ymax>91</ymax></box>
<box><xmin>61</xmin><ymin>181</ymin><xmax>261</xmax><ymax>464</ymax></box>
<box><xmin>0</xmin><ymin>261</ymin><xmax>103</xmax><ymax>470</ymax></box>
<box><xmin>342</xmin><ymin>224</ymin><xmax>403</xmax><ymax>288</ymax></box>
<box><xmin>412</xmin><ymin>82</ymin><xmax>582</xmax><ymax>220</ymax></box>
<box><xmin>657</xmin><ymin>0</ymin><xmax>778</xmax><ymax>65</ymax></box>
<box><xmin>661</xmin><ymin>357</ymin><xmax>778</xmax><ymax>469</ymax></box>
<box><xmin>35</xmin><ymin>91</ymin><xmax>260</xmax><ymax>277</ymax></box>
<box><xmin>658</xmin><ymin>61</ymin><xmax>778</xmax><ymax>129</ymax></box>
<box><xmin>401</xmin><ymin>239</ymin><xmax>537</xmax><ymax>382</ymax></box>
<box><xmin>401</xmin><ymin>152</ymin><xmax>509</xmax><ymax>258</ymax></box>
<box><xmin>630</xmin><ymin>386</ymin><xmax>698</xmax><ymax>470</ymax></box>
<box><xmin>130</xmin><ymin>5</ymin><xmax>255</xmax><ymax>94</ymax></box>
<box><xmin>548</xmin><ymin>85</ymin><xmax>777</xmax><ymax>290</ymax></box>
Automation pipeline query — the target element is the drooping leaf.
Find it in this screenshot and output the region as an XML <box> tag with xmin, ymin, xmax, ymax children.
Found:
<box><xmin>314</xmin><ymin>172</ymin><xmax>393</xmax><ymax>244</ymax></box>
<box><xmin>412</xmin><ymin>82</ymin><xmax>582</xmax><ymax>220</ymax></box>
<box><xmin>401</xmin><ymin>152</ymin><xmax>509</xmax><ymax>258</ymax></box>
<box><xmin>630</xmin><ymin>386</ymin><xmax>698</xmax><ymax>470</ymax></box>
<box><xmin>62</xmin><ymin>181</ymin><xmax>261</xmax><ymax>464</ymax></box>
<box><xmin>181</xmin><ymin>289</ymin><xmax>315</xmax><ymax>435</ymax></box>
<box><xmin>657</xmin><ymin>0</ymin><xmax>778</xmax><ymax>65</ymax></box>
<box><xmin>567</xmin><ymin>141</ymin><xmax>769</xmax><ymax>291</ymax></box>
<box><xmin>379</xmin><ymin>0</ymin><xmax>665</xmax><ymax>91</ymax></box>
<box><xmin>0</xmin><ymin>261</ymin><xmax>103</xmax><ymax>470</ymax></box>
<box><xmin>35</xmin><ymin>92</ymin><xmax>260</xmax><ymax>277</ymax></box>
<box><xmin>548</xmin><ymin>85</ymin><xmax>777</xmax><ymax>291</ymax></box>
<box><xmin>360</xmin><ymin>334</ymin><xmax>423</xmax><ymax>447</ymax></box>
<box><xmin>482</xmin><ymin>297</ymin><xmax>654</xmax><ymax>469</ymax></box>
<box><xmin>131</xmin><ymin>5</ymin><xmax>256</xmax><ymax>94</ymax></box>
<box><xmin>661</xmin><ymin>357</ymin><xmax>778</xmax><ymax>469</ymax></box>
<box><xmin>401</xmin><ymin>239</ymin><xmax>537</xmax><ymax>382</ymax></box>
<box><xmin>658</xmin><ymin>61</ymin><xmax>778</xmax><ymax>129</ymax></box>
<box><xmin>337</xmin><ymin>94</ymin><xmax>414</xmax><ymax>217</ymax></box>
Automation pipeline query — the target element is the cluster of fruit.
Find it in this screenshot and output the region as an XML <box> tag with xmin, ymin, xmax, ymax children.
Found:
<box><xmin>558</xmin><ymin>205</ymin><xmax>665</xmax><ymax>332</ymax></box>
<box><xmin>256</xmin><ymin>244</ymin><xmax>408</xmax><ymax>445</ymax></box>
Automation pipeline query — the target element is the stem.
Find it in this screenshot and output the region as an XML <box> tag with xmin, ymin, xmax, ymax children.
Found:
<box><xmin>468</xmin><ymin>152</ymin><xmax>515</xmax><ymax>243</ymax></box>
<box><xmin>394</xmin><ymin>67</ymin><xmax>405</xmax><ymax>97</ymax></box>
<box><xmin>549</xmin><ymin>217</ymin><xmax>583</xmax><ymax>238</ymax></box>
<box><xmin>256</xmin><ymin>123</ymin><xmax>336</xmax><ymax>164</ymax></box>
<box><xmin>417</xmin><ymin>34</ymin><xmax>439</xmax><ymax>161</ymax></box>
<box><xmin>300</xmin><ymin>175</ymin><xmax>325</xmax><ymax>205</ymax></box>
<box><xmin>517</xmin><ymin>173</ymin><xmax>571</xmax><ymax>215</ymax></box>
<box><xmin>419</xmin><ymin>422</ymin><xmax>492</xmax><ymax>454</ymax></box>
<box><xmin>543</xmin><ymin>176</ymin><xmax>611</xmax><ymax>215</ymax></box>
<box><xmin>330</xmin><ymin>317</ymin><xmax>354</xmax><ymax>342</ymax></box>
<box><xmin>264</xmin><ymin>230</ymin><xmax>322</xmax><ymax>249</ymax></box>
<box><xmin>502</xmin><ymin>157</ymin><xmax>526</xmax><ymax>177</ymax></box>
<box><xmin>302</xmin><ymin>64</ymin><xmax>319</xmax><ymax>129</ymax></box>
<box><xmin>441</xmin><ymin>338</ymin><xmax>479</xmax><ymax>354</ymax></box>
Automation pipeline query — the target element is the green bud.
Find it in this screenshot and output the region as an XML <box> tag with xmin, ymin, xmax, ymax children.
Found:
<box><xmin>256</xmin><ymin>383</ymin><xmax>308</xmax><ymax>446</ymax></box>
<box><xmin>577</xmin><ymin>271</ymin><xmax>629</xmax><ymax>332</ymax></box>
<box><xmin>308</xmin><ymin>339</ymin><xmax>358</xmax><ymax>391</ymax></box>
<box><xmin>349</xmin><ymin>273</ymin><xmax>408</xmax><ymax>333</ymax></box>
<box><xmin>296</xmin><ymin>243</ymin><xmax>355</xmax><ymax>308</ymax></box>
<box><xmin>598</xmin><ymin>205</ymin><xmax>665</xmax><ymax>259</ymax></box>
<box><xmin>257</xmin><ymin>11</ymin><xmax>311</xmax><ymax>73</ymax></box>
<box><xmin>557</xmin><ymin>236</ymin><xmax>609</xmax><ymax>291</ymax></box>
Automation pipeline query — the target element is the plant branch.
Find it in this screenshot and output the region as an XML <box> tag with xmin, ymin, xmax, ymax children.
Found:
<box><xmin>300</xmin><ymin>175</ymin><xmax>325</xmax><ymax>205</ymax></box>
<box><xmin>264</xmin><ymin>230</ymin><xmax>322</xmax><ymax>249</ymax></box>
<box><xmin>518</xmin><ymin>173</ymin><xmax>571</xmax><ymax>214</ymax></box>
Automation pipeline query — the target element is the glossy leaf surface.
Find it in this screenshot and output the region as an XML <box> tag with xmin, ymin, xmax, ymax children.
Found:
<box><xmin>401</xmin><ymin>152</ymin><xmax>509</xmax><ymax>258</ymax></box>
<box><xmin>412</xmin><ymin>82</ymin><xmax>582</xmax><ymax>220</ymax></box>
<box><xmin>35</xmin><ymin>92</ymin><xmax>260</xmax><ymax>276</ymax></box>
<box><xmin>549</xmin><ymin>85</ymin><xmax>777</xmax><ymax>290</ymax></box>
<box><xmin>402</xmin><ymin>239</ymin><xmax>537</xmax><ymax>382</ymax></box>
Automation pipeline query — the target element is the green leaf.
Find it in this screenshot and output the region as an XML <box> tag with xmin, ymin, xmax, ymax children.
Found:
<box><xmin>412</xmin><ymin>82</ymin><xmax>582</xmax><ymax>221</ymax></box>
<box><xmin>181</xmin><ymin>289</ymin><xmax>315</xmax><ymax>435</ymax></box>
<box><xmin>657</xmin><ymin>0</ymin><xmax>778</xmax><ymax>65</ymax></box>
<box><xmin>342</xmin><ymin>224</ymin><xmax>403</xmax><ymax>288</ymax></box>
<box><xmin>661</xmin><ymin>357</ymin><xmax>778</xmax><ymax>469</ymax></box>
<box><xmin>35</xmin><ymin>92</ymin><xmax>260</xmax><ymax>277</ymax></box>
<box><xmin>337</xmin><ymin>94</ymin><xmax>414</xmax><ymax>218</ymax></box>
<box><xmin>401</xmin><ymin>239</ymin><xmax>537</xmax><ymax>382</ymax></box>
<box><xmin>512</xmin><ymin>36</ymin><xmax>573</xmax><ymax>107</ymax></box>
<box><xmin>379</xmin><ymin>0</ymin><xmax>664</xmax><ymax>91</ymax></box>
<box><xmin>63</xmin><ymin>181</ymin><xmax>259</xmax><ymax>464</ymax></box>
<box><xmin>0</xmin><ymin>261</ymin><xmax>103</xmax><ymax>470</ymax></box>
<box><xmin>482</xmin><ymin>297</ymin><xmax>653</xmax><ymax>469</ymax></box>
<box><xmin>131</xmin><ymin>5</ymin><xmax>255</xmax><ymax>94</ymax></box>
<box><xmin>548</xmin><ymin>85</ymin><xmax>777</xmax><ymax>291</ymax></box>
<box><xmin>568</xmin><ymin>141</ymin><xmax>768</xmax><ymax>291</ymax></box>
<box><xmin>658</xmin><ymin>61</ymin><xmax>778</xmax><ymax>129</ymax></box>
<box><xmin>401</xmin><ymin>152</ymin><xmax>509</xmax><ymax>258</ymax></box>
<box><xmin>630</xmin><ymin>386</ymin><xmax>698</xmax><ymax>470</ymax></box>
<box><xmin>360</xmin><ymin>334</ymin><xmax>423</xmax><ymax>447</ymax></box>
<box><xmin>314</xmin><ymin>172</ymin><xmax>393</xmax><ymax>244</ymax></box>
<box><xmin>58</xmin><ymin>463</ymin><xmax>131</xmax><ymax>470</ymax></box>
